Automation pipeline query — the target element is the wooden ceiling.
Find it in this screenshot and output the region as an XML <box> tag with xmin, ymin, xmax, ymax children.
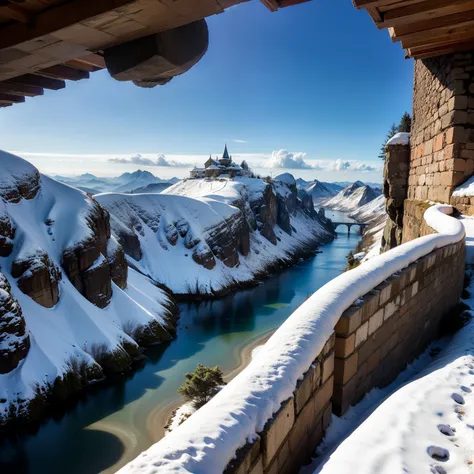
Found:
<box><xmin>0</xmin><ymin>0</ymin><xmax>309</xmax><ymax>108</ymax></box>
<box><xmin>354</xmin><ymin>0</ymin><xmax>474</xmax><ymax>60</ymax></box>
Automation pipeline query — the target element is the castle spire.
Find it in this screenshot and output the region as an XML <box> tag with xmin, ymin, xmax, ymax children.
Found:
<box><xmin>222</xmin><ymin>144</ymin><xmax>230</xmax><ymax>160</ymax></box>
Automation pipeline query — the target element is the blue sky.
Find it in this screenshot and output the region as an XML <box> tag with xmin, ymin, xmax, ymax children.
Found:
<box><xmin>0</xmin><ymin>0</ymin><xmax>413</xmax><ymax>181</ymax></box>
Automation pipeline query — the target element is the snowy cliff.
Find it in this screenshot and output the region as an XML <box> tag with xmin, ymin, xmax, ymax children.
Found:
<box><xmin>0</xmin><ymin>151</ymin><xmax>177</xmax><ymax>429</ymax></box>
<box><xmin>96</xmin><ymin>176</ymin><xmax>334</xmax><ymax>296</ymax></box>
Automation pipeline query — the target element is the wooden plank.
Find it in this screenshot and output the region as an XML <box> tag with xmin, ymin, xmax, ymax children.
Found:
<box><xmin>34</xmin><ymin>64</ymin><xmax>89</xmax><ymax>81</ymax></box>
<box><xmin>76</xmin><ymin>53</ymin><xmax>106</xmax><ymax>69</ymax></box>
<box><xmin>396</xmin><ymin>17</ymin><xmax>474</xmax><ymax>44</ymax></box>
<box><xmin>0</xmin><ymin>92</ymin><xmax>25</xmax><ymax>103</ymax></box>
<box><xmin>378</xmin><ymin>0</ymin><xmax>474</xmax><ymax>29</ymax></box>
<box><xmin>8</xmin><ymin>73</ymin><xmax>65</xmax><ymax>90</ymax></box>
<box><xmin>64</xmin><ymin>59</ymin><xmax>102</xmax><ymax>72</ymax></box>
<box><xmin>0</xmin><ymin>4</ymin><xmax>32</xmax><ymax>23</ymax></box>
<box><xmin>409</xmin><ymin>38</ymin><xmax>474</xmax><ymax>58</ymax></box>
<box><xmin>390</xmin><ymin>9</ymin><xmax>474</xmax><ymax>40</ymax></box>
<box><xmin>352</xmin><ymin>0</ymin><xmax>401</xmax><ymax>10</ymax></box>
<box><xmin>278</xmin><ymin>0</ymin><xmax>311</xmax><ymax>8</ymax></box>
<box><xmin>260</xmin><ymin>0</ymin><xmax>279</xmax><ymax>12</ymax></box>
<box><xmin>0</xmin><ymin>81</ymin><xmax>43</xmax><ymax>96</ymax></box>
<box><xmin>0</xmin><ymin>0</ymin><xmax>136</xmax><ymax>51</ymax></box>
<box><xmin>403</xmin><ymin>33</ymin><xmax>474</xmax><ymax>52</ymax></box>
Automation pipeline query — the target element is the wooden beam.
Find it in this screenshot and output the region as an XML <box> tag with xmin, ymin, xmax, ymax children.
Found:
<box><xmin>352</xmin><ymin>0</ymin><xmax>404</xmax><ymax>10</ymax></box>
<box><xmin>0</xmin><ymin>92</ymin><xmax>25</xmax><ymax>104</ymax></box>
<box><xmin>64</xmin><ymin>59</ymin><xmax>102</xmax><ymax>73</ymax></box>
<box><xmin>0</xmin><ymin>81</ymin><xmax>43</xmax><ymax>96</ymax></box>
<box><xmin>396</xmin><ymin>18</ymin><xmax>474</xmax><ymax>44</ymax></box>
<box><xmin>0</xmin><ymin>0</ymin><xmax>136</xmax><ymax>51</ymax></box>
<box><xmin>77</xmin><ymin>54</ymin><xmax>106</xmax><ymax>69</ymax></box>
<box><xmin>400</xmin><ymin>22</ymin><xmax>474</xmax><ymax>49</ymax></box>
<box><xmin>390</xmin><ymin>9</ymin><xmax>474</xmax><ymax>40</ymax></box>
<box><xmin>260</xmin><ymin>0</ymin><xmax>279</xmax><ymax>11</ymax></box>
<box><xmin>403</xmin><ymin>34</ymin><xmax>474</xmax><ymax>53</ymax></box>
<box><xmin>409</xmin><ymin>38</ymin><xmax>474</xmax><ymax>58</ymax></box>
<box><xmin>34</xmin><ymin>65</ymin><xmax>89</xmax><ymax>81</ymax></box>
<box><xmin>0</xmin><ymin>4</ymin><xmax>33</xmax><ymax>23</ymax></box>
<box><xmin>278</xmin><ymin>0</ymin><xmax>311</xmax><ymax>8</ymax></box>
<box><xmin>8</xmin><ymin>74</ymin><xmax>65</xmax><ymax>90</ymax></box>
<box><xmin>378</xmin><ymin>0</ymin><xmax>474</xmax><ymax>29</ymax></box>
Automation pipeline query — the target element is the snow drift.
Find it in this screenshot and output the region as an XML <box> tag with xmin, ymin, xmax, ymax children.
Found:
<box><xmin>117</xmin><ymin>204</ymin><xmax>464</xmax><ymax>474</ymax></box>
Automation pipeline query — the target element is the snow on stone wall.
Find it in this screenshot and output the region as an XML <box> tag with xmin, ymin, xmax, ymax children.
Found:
<box><xmin>118</xmin><ymin>205</ymin><xmax>465</xmax><ymax>474</ymax></box>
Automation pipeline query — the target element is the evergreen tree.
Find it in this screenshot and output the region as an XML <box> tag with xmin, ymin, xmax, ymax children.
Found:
<box><xmin>379</xmin><ymin>123</ymin><xmax>398</xmax><ymax>160</ymax></box>
<box><xmin>398</xmin><ymin>112</ymin><xmax>412</xmax><ymax>133</ymax></box>
<box><xmin>178</xmin><ymin>363</ymin><xmax>225</xmax><ymax>408</ymax></box>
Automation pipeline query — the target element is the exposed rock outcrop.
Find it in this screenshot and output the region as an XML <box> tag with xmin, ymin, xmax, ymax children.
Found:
<box><xmin>107</xmin><ymin>240</ymin><xmax>128</xmax><ymax>290</ymax></box>
<box><xmin>62</xmin><ymin>202</ymin><xmax>114</xmax><ymax>308</ymax></box>
<box><xmin>0</xmin><ymin>272</ymin><xmax>30</xmax><ymax>374</ymax></box>
<box><xmin>11</xmin><ymin>252</ymin><xmax>61</xmax><ymax>308</ymax></box>
<box><xmin>381</xmin><ymin>142</ymin><xmax>410</xmax><ymax>252</ymax></box>
<box><xmin>0</xmin><ymin>206</ymin><xmax>15</xmax><ymax>257</ymax></box>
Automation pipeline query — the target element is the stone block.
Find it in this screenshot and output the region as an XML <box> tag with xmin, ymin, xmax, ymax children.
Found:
<box><xmin>360</xmin><ymin>291</ymin><xmax>380</xmax><ymax>322</ymax></box>
<box><xmin>335</xmin><ymin>306</ymin><xmax>361</xmax><ymax>337</ymax></box>
<box><xmin>355</xmin><ymin>321</ymin><xmax>369</xmax><ymax>348</ymax></box>
<box><xmin>334</xmin><ymin>352</ymin><xmax>358</xmax><ymax>385</ymax></box>
<box><xmin>384</xmin><ymin>300</ymin><xmax>399</xmax><ymax>320</ymax></box>
<box><xmin>321</xmin><ymin>351</ymin><xmax>334</xmax><ymax>384</ymax></box>
<box><xmin>313</xmin><ymin>375</ymin><xmax>334</xmax><ymax>415</ymax></box>
<box><xmin>261</xmin><ymin>398</ymin><xmax>295</xmax><ymax>467</ymax></box>
<box><xmin>294</xmin><ymin>366</ymin><xmax>315</xmax><ymax>415</ymax></box>
<box><xmin>225</xmin><ymin>439</ymin><xmax>262</xmax><ymax>474</ymax></box>
<box><xmin>335</xmin><ymin>333</ymin><xmax>355</xmax><ymax>358</ymax></box>
<box><xmin>368</xmin><ymin>309</ymin><xmax>384</xmax><ymax>336</ymax></box>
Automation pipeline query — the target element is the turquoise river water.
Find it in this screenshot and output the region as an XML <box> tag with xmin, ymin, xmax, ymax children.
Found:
<box><xmin>0</xmin><ymin>211</ymin><xmax>360</xmax><ymax>474</ymax></box>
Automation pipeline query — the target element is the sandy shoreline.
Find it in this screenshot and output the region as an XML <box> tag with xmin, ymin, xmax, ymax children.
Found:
<box><xmin>145</xmin><ymin>328</ymin><xmax>276</xmax><ymax>441</ymax></box>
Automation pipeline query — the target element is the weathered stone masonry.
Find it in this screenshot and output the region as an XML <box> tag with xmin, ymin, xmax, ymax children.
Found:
<box><xmin>225</xmin><ymin>336</ymin><xmax>335</xmax><ymax>474</ymax></box>
<box><xmin>224</xmin><ymin>235</ymin><xmax>465</xmax><ymax>473</ymax></box>
<box><xmin>404</xmin><ymin>52</ymin><xmax>474</xmax><ymax>240</ymax></box>
<box><xmin>333</xmin><ymin>238</ymin><xmax>465</xmax><ymax>415</ymax></box>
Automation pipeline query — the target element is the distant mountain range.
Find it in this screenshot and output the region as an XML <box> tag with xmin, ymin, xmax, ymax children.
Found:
<box><xmin>322</xmin><ymin>181</ymin><xmax>381</xmax><ymax>212</ymax></box>
<box><xmin>50</xmin><ymin>170</ymin><xmax>180</xmax><ymax>194</ymax></box>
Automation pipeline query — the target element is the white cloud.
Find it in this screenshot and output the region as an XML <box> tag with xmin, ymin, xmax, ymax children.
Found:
<box><xmin>331</xmin><ymin>159</ymin><xmax>378</xmax><ymax>173</ymax></box>
<box><xmin>265</xmin><ymin>149</ymin><xmax>321</xmax><ymax>170</ymax></box>
<box><xmin>108</xmin><ymin>153</ymin><xmax>187</xmax><ymax>167</ymax></box>
<box><xmin>233</xmin><ymin>139</ymin><xmax>247</xmax><ymax>143</ymax></box>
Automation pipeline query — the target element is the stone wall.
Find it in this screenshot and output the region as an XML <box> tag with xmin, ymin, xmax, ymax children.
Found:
<box><xmin>333</xmin><ymin>239</ymin><xmax>465</xmax><ymax>415</ymax></box>
<box><xmin>225</xmin><ymin>335</ymin><xmax>335</xmax><ymax>474</ymax></box>
<box><xmin>381</xmin><ymin>142</ymin><xmax>410</xmax><ymax>251</ymax></box>
<box><xmin>402</xmin><ymin>200</ymin><xmax>435</xmax><ymax>243</ymax></box>
<box><xmin>409</xmin><ymin>52</ymin><xmax>474</xmax><ymax>204</ymax></box>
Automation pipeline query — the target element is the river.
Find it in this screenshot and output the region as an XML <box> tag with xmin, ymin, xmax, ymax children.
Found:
<box><xmin>0</xmin><ymin>211</ymin><xmax>359</xmax><ymax>474</ymax></box>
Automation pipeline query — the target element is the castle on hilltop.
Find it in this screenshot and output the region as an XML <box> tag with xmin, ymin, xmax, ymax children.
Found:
<box><xmin>190</xmin><ymin>144</ymin><xmax>252</xmax><ymax>179</ymax></box>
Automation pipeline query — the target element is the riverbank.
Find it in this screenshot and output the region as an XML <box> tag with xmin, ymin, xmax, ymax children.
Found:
<box><xmin>155</xmin><ymin>329</ymin><xmax>276</xmax><ymax>442</ymax></box>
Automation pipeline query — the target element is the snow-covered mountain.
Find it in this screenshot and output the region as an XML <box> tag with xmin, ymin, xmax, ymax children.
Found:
<box><xmin>51</xmin><ymin>171</ymin><xmax>178</xmax><ymax>194</ymax></box>
<box><xmin>296</xmin><ymin>179</ymin><xmax>343</xmax><ymax>205</ymax></box>
<box><xmin>96</xmin><ymin>175</ymin><xmax>334</xmax><ymax>296</ymax></box>
<box><xmin>130</xmin><ymin>182</ymin><xmax>174</xmax><ymax>194</ymax></box>
<box><xmin>0</xmin><ymin>151</ymin><xmax>177</xmax><ymax>429</ymax></box>
<box><xmin>348</xmin><ymin>194</ymin><xmax>387</xmax><ymax>261</ymax></box>
<box><xmin>322</xmin><ymin>181</ymin><xmax>381</xmax><ymax>212</ymax></box>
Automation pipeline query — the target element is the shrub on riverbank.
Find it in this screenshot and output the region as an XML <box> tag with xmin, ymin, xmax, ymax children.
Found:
<box><xmin>178</xmin><ymin>363</ymin><xmax>225</xmax><ymax>408</ymax></box>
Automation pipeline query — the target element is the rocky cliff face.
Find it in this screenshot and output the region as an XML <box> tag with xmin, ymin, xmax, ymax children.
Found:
<box><xmin>0</xmin><ymin>271</ymin><xmax>30</xmax><ymax>374</ymax></box>
<box><xmin>0</xmin><ymin>150</ymin><xmax>177</xmax><ymax>430</ymax></box>
<box><xmin>97</xmin><ymin>175</ymin><xmax>334</xmax><ymax>296</ymax></box>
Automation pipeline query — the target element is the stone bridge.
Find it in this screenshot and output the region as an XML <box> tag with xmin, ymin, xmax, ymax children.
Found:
<box><xmin>332</xmin><ymin>221</ymin><xmax>368</xmax><ymax>234</ymax></box>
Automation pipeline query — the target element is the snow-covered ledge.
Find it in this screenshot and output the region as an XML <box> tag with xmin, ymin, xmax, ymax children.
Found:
<box><xmin>119</xmin><ymin>205</ymin><xmax>465</xmax><ymax>474</ymax></box>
